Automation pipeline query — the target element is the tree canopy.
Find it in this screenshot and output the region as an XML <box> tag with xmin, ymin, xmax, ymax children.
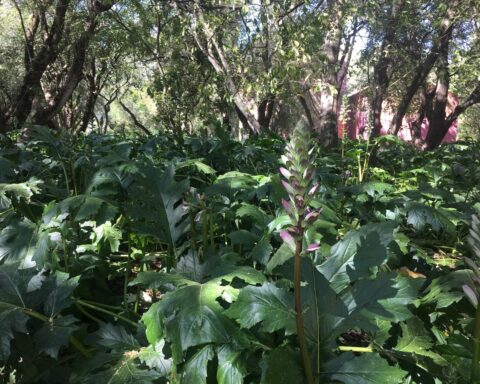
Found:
<box><xmin>0</xmin><ymin>0</ymin><xmax>479</xmax><ymax>148</ymax></box>
<box><xmin>3</xmin><ymin>1</ymin><xmax>480</xmax><ymax>383</ymax></box>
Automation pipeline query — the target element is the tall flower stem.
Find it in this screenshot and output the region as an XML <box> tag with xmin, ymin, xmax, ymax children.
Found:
<box><xmin>471</xmin><ymin>303</ymin><xmax>480</xmax><ymax>383</ymax></box>
<box><xmin>280</xmin><ymin>120</ymin><xmax>321</xmax><ymax>384</ymax></box>
<box><xmin>294</xmin><ymin>238</ymin><xmax>315</xmax><ymax>384</ymax></box>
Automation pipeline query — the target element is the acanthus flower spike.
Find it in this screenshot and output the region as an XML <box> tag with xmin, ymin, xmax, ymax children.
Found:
<box><xmin>305</xmin><ymin>210</ymin><xmax>320</xmax><ymax>224</ymax></box>
<box><xmin>280</xmin><ymin>230</ymin><xmax>296</xmax><ymax>252</ymax></box>
<box><xmin>282</xmin><ymin>199</ymin><xmax>293</xmax><ymax>213</ymax></box>
<box><xmin>294</xmin><ymin>195</ymin><xmax>305</xmax><ymax>209</ymax></box>
<box><xmin>306</xmin><ymin>243</ymin><xmax>320</xmax><ymax>252</ymax></box>
<box><xmin>279</xmin><ymin>167</ymin><xmax>292</xmax><ymax>180</ymax></box>
<box><xmin>308</xmin><ymin>183</ymin><xmax>320</xmax><ymax>196</ymax></box>
<box><xmin>278</xmin><ymin>118</ymin><xmax>316</xmax><ymax>384</ymax></box>
<box><xmin>281</xmin><ymin>180</ymin><xmax>297</xmax><ymax>196</ymax></box>
<box><xmin>463</xmin><ymin>284</ymin><xmax>479</xmax><ymax>308</ymax></box>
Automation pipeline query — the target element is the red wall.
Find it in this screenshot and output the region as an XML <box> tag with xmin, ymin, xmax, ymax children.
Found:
<box><xmin>339</xmin><ymin>92</ymin><xmax>459</xmax><ymax>143</ymax></box>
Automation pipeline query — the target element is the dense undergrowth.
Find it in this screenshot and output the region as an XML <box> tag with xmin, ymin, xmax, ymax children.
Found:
<box><xmin>1</xmin><ymin>126</ymin><xmax>480</xmax><ymax>383</ymax></box>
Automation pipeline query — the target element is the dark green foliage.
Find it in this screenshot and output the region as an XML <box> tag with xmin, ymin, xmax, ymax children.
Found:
<box><xmin>1</xmin><ymin>129</ymin><xmax>480</xmax><ymax>383</ymax></box>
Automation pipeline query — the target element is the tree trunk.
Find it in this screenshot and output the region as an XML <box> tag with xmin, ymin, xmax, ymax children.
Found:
<box><xmin>119</xmin><ymin>101</ymin><xmax>152</xmax><ymax>136</ymax></box>
<box><xmin>34</xmin><ymin>1</ymin><xmax>115</xmax><ymax>126</ymax></box>
<box><xmin>257</xmin><ymin>95</ymin><xmax>275</xmax><ymax>130</ymax></box>
<box><xmin>446</xmin><ymin>82</ymin><xmax>480</xmax><ymax>125</ymax></box>
<box><xmin>336</xmin><ymin>20</ymin><xmax>358</xmax><ymax>116</ymax></box>
<box><xmin>425</xmin><ymin>19</ymin><xmax>453</xmax><ymax>149</ymax></box>
<box><xmin>370</xmin><ymin>0</ymin><xmax>402</xmax><ymax>139</ymax></box>
<box><xmin>79</xmin><ymin>59</ymin><xmax>98</xmax><ymax>133</ymax></box>
<box><xmin>426</xmin><ymin>81</ymin><xmax>480</xmax><ymax>149</ymax></box>
<box><xmin>8</xmin><ymin>0</ymin><xmax>70</xmax><ymax>128</ymax></box>
<box><xmin>231</xmin><ymin>89</ymin><xmax>262</xmax><ymax>134</ymax></box>
<box><xmin>390</xmin><ymin>4</ymin><xmax>456</xmax><ymax>135</ymax></box>
<box><xmin>0</xmin><ymin>113</ymin><xmax>7</xmax><ymax>134</ymax></box>
<box><xmin>33</xmin><ymin>21</ymin><xmax>96</xmax><ymax>125</ymax></box>
<box><xmin>390</xmin><ymin>49</ymin><xmax>441</xmax><ymax>136</ymax></box>
<box><xmin>192</xmin><ymin>1</ymin><xmax>263</xmax><ymax>135</ymax></box>
<box><xmin>2</xmin><ymin>0</ymin><xmax>115</xmax><ymax>131</ymax></box>
<box><xmin>410</xmin><ymin>86</ymin><xmax>428</xmax><ymax>144</ymax></box>
<box><xmin>316</xmin><ymin>2</ymin><xmax>343</xmax><ymax>147</ymax></box>
<box><xmin>371</xmin><ymin>50</ymin><xmax>392</xmax><ymax>139</ymax></box>
<box><xmin>23</xmin><ymin>11</ymin><xmax>40</xmax><ymax>71</ymax></box>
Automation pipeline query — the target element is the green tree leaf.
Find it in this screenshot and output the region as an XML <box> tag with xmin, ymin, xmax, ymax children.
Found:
<box><xmin>324</xmin><ymin>352</ymin><xmax>406</xmax><ymax>384</ymax></box>
<box><xmin>266</xmin><ymin>243</ymin><xmax>294</xmax><ymax>272</ymax></box>
<box><xmin>33</xmin><ymin>315</ymin><xmax>78</xmax><ymax>359</ymax></box>
<box><xmin>128</xmin><ymin>165</ymin><xmax>189</xmax><ymax>259</ymax></box>
<box><xmin>94</xmin><ymin>221</ymin><xmax>122</xmax><ymax>253</ymax></box>
<box><xmin>135</xmin><ymin>266</ymin><xmax>252</xmax><ymax>363</ymax></box>
<box><xmin>250</xmin><ymin>237</ymin><xmax>273</xmax><ymax>265</ymax></box>
<box><xmin>0</xmin><ymin>218</ymin><xmax>37</xmax><ymax>264</ymax></box>
<box><xmin>0</xmin><ymin>178</ymin><xmax>42</xmax><ymax>207</ymax></box>
<box><xmin>42</xmin><ymin>272</ymin><xmax>79</xmax><ymax>317</ymax></box>
<box><xmin>181</xmin><ymin>345</ymin><xmax>214</xmax><ymax>384</ymax></box>
<box><xmin>225</xmin><ymin>282</ymin><xmax>296</xmax><ymax>334</ymax></box>
<box><xmin>138</xmin><ymin>340</ymin><xmax>173</xmax><ymax>375</ymax></box>
<box><xmin>405</xmin><ymin>202</ymin><xmax>455</xmax><ymax>235</ymax></box>
<box><xmin>142</xmin><ymin>302</ymin><xmax>163</xmax><ymax>344</ymax></box>
<box><xmin>160</xmin><ymin>283</ymin><xmax>237</xmax><ymax>362</ymax></box>
<box><xmin>301</xmin><ymin>257</ymin><xmax>348</xmax><ymax>361</ymax></box>
<box><xmin>216</xmin><ymin>344</ymin><xmax>248</xmax><ymax>384</ymax></box>
<box><xmin>0</xmin><ymin>305</ymin><xmax>28</xmax><ymax>361</ymax></box>
<box><xmin>76</xmin><ymin>353</ymin><xmax>162</xmax><ymax>383</ymax></box>
<box><xmin>260</xmin><ymin>346</ymin><xmax>304</xmax><ymax>384</ymax></box>
<box><xmin>92</xmin><ymin>323</ymin><xmax>140</xmax><ymax>350</ymax></box>
<box><xmin>318</xmin><ymin>222</ymin><xmax>397</xmax><ymax>292</ymax></box>
<box><xmin>394</xmin><ymin>318</ymin><xmax>447</xmax><ymax>366</ymax></box>
<box><xmin>339</xmin><ymin>273</ymin><xmax>422</xmax><ymax>333</ymax></box>
<box><xmin>420</xmin><ymin>269</ymin><xmax>474</xmax><ymax>308</ymax></box>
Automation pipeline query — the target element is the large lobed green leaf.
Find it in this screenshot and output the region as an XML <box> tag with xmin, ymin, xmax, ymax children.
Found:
<box><xmin>225</xmin><ymin>282</ymin><xmax>296</xmax><ymax>334</ymax></box>
<box><xmin>338</xmin><ymin>272</ymin><xmax>423</xmax><ymax>333</ymax></box>
<box><xmin>318</xmin><ymin>222</ymin><xmax>397</xmax><ymax>292</ymax></box>
<box><xmin>135</xmin><ymin>262</ymin><xmax>265</xmax><ymax>363</ymax></box>
<box><xmin>0</xmin><ymin>264</ymin><xmax>79</xmax><ymax>361</ymax></box>
<box><xmin>127</xmin><ymin>164</ymin><xmax>189</xmax><ymax>258</ymax></box>
<box><xmin>324</xmin><ymin>352</ymin><xmax>406</xmax><ymax>384</ymax></box>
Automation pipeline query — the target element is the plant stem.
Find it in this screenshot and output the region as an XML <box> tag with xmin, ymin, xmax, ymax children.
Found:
<box><xmin>61</xmin><ymin>163</ymin><xmax>70</xmax><ymax>197</ymax></box>
<box><xmin>22</xmin><ymin>308</ymin><xmax>90</xmax><ymax>357</ymax></box>
<box><xmin>75</xmin><ymin>299</ymin><xmax>138</xmax><ymax>328</ymax></box>
<box><xmin>62</xmin><ymin>236</ymin><xmax>69</xmax><ymax>273</ymax></box>
<box><xmin>338</xmin><ymin>346</ymin><xmax>374</xmax><ymax>353</ymax></box>
<box><xmin>134</xmin><ymin>288</ymin><xmax>141</xmax><ymax>314</ymax></box>
<box><xmin>71</xmin><ymin>161</ymin><xmax>78</xmax><ymax>196</ymax></box>
<box><xmin>294</xmin><ymin>238</ymin><xmax>315</xmax><ymax>384</ymax></box>
<box><xmin>124</xmin><ymin>234</ymin><xmax>132</xmax><ymax>312</ymax></box>
<box><xmin>202</xmin><ymin>209</ymin><xmax>208</xmax><ymax>258</ymax></box>
<box><xmin>75</xmin><ymin>302</ymin><xmax>103</xmax><ymax>324</ymax></box>
<box><xmin>22</xmin><ymin>308</ymin><xmax>49</xmax><ymax>322</ymax></box>
<box><xmin>471</xmin><ymin>303</ymin><xmax>480</xmax><ymax>383</ymax></box>
<box><xmin>189</xmin><ymin>207</ymin><xmax>197</xmax><ymax>253</ymax></box>
<box><xmin>209</xmin><ymin>210</ymin><xmax>215</xmax><ymax>251</ymax></box>
<box><xmin>69</xmin><ymin>335</ymin><xmax>91</xmax><ymax>357</ymax></box>
<box><xmin>81</xmin><ymin>299</ymin><xmax>124</xmax><ymax>311</ymax></box>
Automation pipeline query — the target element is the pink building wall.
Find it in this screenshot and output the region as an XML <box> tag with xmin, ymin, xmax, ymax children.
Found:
<box><xmin>340</xmin><ymin>91</ymin><xmax>459</xmax><ymax>144</ymax></box>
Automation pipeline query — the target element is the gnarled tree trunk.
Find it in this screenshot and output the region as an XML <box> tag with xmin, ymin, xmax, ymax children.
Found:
<box><xmin>192</xmin><ymin>1</ymin><xmax>263</xmax><ymax>135</ymax></box>
<box><xmin>370</xmin><ymin>0</ymin><xmax>402</xmax><ymax>139</ymax></box>
<box><xmin>298</xmin><ymin>3</ymin><xmax>353</xmax><ymax>147</ymax></box>
<box><xmin>34</xmin><ymin>2</ymin><xmax>115</xmax><ymax>126</ymax></box>
<box><xmin>390</xmin><ymin>1</ymin><xmax>457</xmax><ymax>136</ymax></box>
<box><xmin>6</xmin><ymin>0</ymin><xmax>70</xmax><ymax>130</ymax></box>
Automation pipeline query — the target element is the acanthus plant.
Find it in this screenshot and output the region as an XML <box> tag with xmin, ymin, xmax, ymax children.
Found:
<box><xmin>3</xmin><ymin>126</ymin><xmax>480</xmax><ymax>383</ymax></box>
<box><xmin>279</xmin><ymin>120</ymin><xmax>321</xmax><ymax>384</ymax></box>
<box><xmin>462</xmin><ymin>214</ymin><xmax>480</xmax><ymax>384</ymax></box>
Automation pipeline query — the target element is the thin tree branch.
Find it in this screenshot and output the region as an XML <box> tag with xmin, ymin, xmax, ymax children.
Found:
<box><xmin>119</xmin><ymin>101</ymin><xmax>152</xmax><ymax>136</ymax></box>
